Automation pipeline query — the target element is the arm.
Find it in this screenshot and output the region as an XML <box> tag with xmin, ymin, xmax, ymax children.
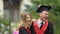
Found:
<box><xmin>45</xmin><ymin>22</ymin><xmax>54</xmax><ymax>34</ymax></box>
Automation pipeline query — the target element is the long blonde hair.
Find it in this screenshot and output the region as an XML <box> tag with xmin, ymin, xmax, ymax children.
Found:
<box><xmin>15</xmin><ymin>13</ymin><xmax>32</xmax><ymax>31</ymax></box>
<box><xmin>21</xmin><ymin>13</ymin><xmax>32</xmax><ymax>28</ymax></box>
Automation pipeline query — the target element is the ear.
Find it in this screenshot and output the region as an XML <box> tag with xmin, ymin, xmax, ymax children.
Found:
<box><xmin>39</xmin><ymin>13</ymin><xmax>41</xmax><ymax>16</ymax></box>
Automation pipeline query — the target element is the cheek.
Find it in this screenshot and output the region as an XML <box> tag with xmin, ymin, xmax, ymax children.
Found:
<box><xmin>29</xmin><ymin>18</ymin><xmax>31</xmax><ymax>21</ymax></box>
<box><xmin>26</xmin><ymin>18</ymin><xmax>31</xmax><ymax>21</ymax></box>
<box><xmin>46</xmin><ymin>15</ymin><xmax>48</xmax><ymax>17</ymax></box>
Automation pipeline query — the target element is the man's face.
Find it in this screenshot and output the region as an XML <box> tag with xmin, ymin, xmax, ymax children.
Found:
<box><xmin>39</xmin><ymin>11</ymin><xmax>49</xmax><ymax>20</ymax></box>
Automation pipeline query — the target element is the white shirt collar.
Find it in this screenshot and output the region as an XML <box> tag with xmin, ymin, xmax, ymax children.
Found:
<box><xmin>37</xmin><ymin>19</ymin><xmax>45</xmax><ymax>28</ymax></box>
<box><xmin>38</xmin><ymin>19</ymin><xmax>42</xmax><ymax>24</ymax></box>
<box><xmin>37</xmin><ymin>19</ymin><xmax>45</xmax><ymax>24</ymax></box>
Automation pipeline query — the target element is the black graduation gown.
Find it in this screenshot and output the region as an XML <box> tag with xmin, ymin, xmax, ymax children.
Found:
<box><xmin>19</xmin><ymin>27</ymin><xmax>31</xmax><ymax>34</ymax></box>
<box><xmin>30</xmin><ymin>21</ymin><xmax>54</xmax><ymax>34</ymax></box>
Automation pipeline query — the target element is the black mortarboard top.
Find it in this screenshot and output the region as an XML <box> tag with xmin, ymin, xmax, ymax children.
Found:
<box><xmin>36</xmin><ymin>4</ymin><xmax>51</xmax><ymax>13</ymax></box>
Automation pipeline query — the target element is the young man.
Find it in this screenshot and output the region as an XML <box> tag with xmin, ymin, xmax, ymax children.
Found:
<box><xmin>30</xmin><ymin>5</ymin><xmax>54</xmax><ymax>34</ymax></box>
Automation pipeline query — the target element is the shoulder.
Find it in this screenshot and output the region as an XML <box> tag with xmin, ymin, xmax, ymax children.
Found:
<box><xmin>19</xmin><ymin>27</ymin><xmax>24</xmax><ymax>29</ymax></box>
<box><xmin>19</xmin><ymin>27</ymin><xmax>26</xmax><ymax>31</ymax></box>
<box><xmin>48</xmin><ymin>21</ymin><xmax>53</xmax><ymax>25</ymax></box>
<box><xmin>48</xmin><ymin>21</ymin><xmax>54</xmax><ymax>28</ymax></box>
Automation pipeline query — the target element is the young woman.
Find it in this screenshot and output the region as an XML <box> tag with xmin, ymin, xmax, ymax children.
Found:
<box><xmin>19</xmin><ymin>13</ymin><xmax>32</xmax><ymax>34</ymax></box>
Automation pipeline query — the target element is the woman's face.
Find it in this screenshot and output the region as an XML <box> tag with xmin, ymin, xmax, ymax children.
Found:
<box><xmin>25</xmin><ymin>14</ymin><xmax>32</xmax><ymax>25</ymax></box>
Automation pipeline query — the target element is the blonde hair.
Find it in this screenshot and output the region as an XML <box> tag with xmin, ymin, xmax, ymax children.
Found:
<box><xmin>21</xmin><ymin>13</ymin><xmax>32</xmax><ymax>26</ymax></box>
<box><xmin>15</xmin><ymin>13</ymin><xmax>32</xmax><ymax>31</ymax></box>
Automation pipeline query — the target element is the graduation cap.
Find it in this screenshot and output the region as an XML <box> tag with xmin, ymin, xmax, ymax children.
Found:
<box><xmin>36</xmin><ymin>5</ymin><xmax>51</xmax><ymax>13</ymax></box>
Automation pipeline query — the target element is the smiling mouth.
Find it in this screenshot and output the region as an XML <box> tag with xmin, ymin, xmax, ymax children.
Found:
<box><xmin>45</xmin><ymin>17</ymin><xmax>48</xmax><ymax>19</ymax></box>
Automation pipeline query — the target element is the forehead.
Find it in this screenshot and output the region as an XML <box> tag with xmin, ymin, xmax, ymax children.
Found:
<box><xmin>26</xmin><ymin>14</ymin><xmax>31</xmax><ymax>17</ymax></box>
<box><xmin>41</xmin><ymin>11</ymin><xmax>48</xmax><ymax>13</ymax></box>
